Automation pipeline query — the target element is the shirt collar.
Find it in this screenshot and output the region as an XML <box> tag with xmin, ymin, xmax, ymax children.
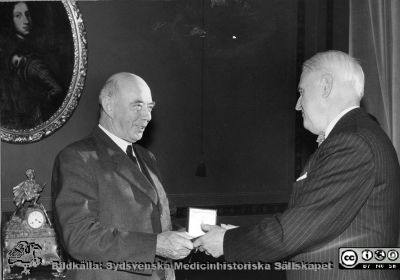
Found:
<box><xmin>325</xmin><ymin>106</ymin><xmax>359</xmax><ymax>138</ymax></box>
<box><xmin>98</xmin><ymin>124</ymin><xmax>136</xmax><ymax>156</ymax></box>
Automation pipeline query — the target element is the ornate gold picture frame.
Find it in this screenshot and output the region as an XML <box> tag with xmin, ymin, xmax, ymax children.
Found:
<box><xmin>0</xmin><ymin>1</ymin><xmax>87</xmax><ymax>143</ymax></box>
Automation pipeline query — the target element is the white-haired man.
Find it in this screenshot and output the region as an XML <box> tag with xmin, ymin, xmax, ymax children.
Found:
<box><xmin>52</xmin><ymin>73</ymin><xmax>193</xmax><ymax>280</ymax></box>
<box><xmin>194</xmin><ymin>51</ymin><xmax>400</xmax><ymax>280</ymax></box>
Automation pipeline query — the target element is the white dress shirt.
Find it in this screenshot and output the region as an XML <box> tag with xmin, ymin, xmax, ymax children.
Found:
<box><xmin>98</xmin><ymin>124</ymin><xmax>138</xmax><ymax>158</ymax></box>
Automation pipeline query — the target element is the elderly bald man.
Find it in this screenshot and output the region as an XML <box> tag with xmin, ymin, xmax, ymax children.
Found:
<box><xmin>194</xmin><ymin>51</ymin><xmax>400</xmax><ymax>280</ymax></box>
<box><xmin>52</xmin><ymin>73</ymin><xmax>193</xmax><ymax>280</ymax></box>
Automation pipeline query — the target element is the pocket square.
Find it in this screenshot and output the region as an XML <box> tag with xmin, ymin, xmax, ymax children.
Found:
<box><xmin>296</xmin><ymin>172</ymin><xmax>307</xmax><ymax>181</ymax></box>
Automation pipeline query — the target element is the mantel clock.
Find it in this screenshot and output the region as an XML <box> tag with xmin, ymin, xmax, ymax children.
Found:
<box><xmin>3</xmin><ymin>169</ymin><xmax>63</xmax><ymax>277</ymax></box>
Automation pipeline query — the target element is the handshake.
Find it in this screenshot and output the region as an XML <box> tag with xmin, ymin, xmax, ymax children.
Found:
<box><xmin>156</xmin><ymin>224</ymin><xmax>238</xmax><ymax>260</ymax></box>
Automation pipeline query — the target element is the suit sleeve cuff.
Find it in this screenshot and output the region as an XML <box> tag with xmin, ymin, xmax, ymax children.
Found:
<box><xmin>223</xmin><ymin>227</ymin><xmax>244</xmax><ymax>262</ymax></box>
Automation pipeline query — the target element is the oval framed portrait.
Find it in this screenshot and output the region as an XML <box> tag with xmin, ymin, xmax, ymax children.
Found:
<box><xmin>0</xmin><ymin>1</ymin><xmax>87</xmax><ymax>143</ymax></box>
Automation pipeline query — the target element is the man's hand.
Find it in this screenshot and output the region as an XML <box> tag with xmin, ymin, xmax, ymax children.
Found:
<box><xmin>156</xmin><ymin>231</ymin><xmax>193</xmax><ymax>260</ymax></box>
<box><xmin>193</xmin><ymin>224</ymin><xmax>227</xmax><ymax>258</ymax></box>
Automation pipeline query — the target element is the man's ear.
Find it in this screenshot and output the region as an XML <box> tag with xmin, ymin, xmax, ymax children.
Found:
<box><xmin>321</xmin><ymin>73</ymin><xmax>333</xmax><ymax>98</ymax></box>
<box><xmin>101</xmin><ymin>96</ymin><xmax>113</xmax><ymax>117</ymax></box>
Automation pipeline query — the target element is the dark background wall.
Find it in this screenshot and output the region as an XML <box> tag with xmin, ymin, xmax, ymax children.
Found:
<box><xmin>1</xmin><ymin>0</ymin><xmax>349</xmax><ymax>279</ymax></box>
<box><xmin>1</xmin><ymin>0</ymin><xmax>349</xmax><ymax>215</ymax></box>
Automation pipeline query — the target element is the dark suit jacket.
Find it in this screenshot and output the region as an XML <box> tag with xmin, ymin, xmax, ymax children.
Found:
<box><xmin>224</xmin><ymin>108</ymin><xmax>400</xmax><ymax>280</ymax></box>
<box><xmin>52</xmin><ymin>127</ymin><xmax>173</xmax><ymax>280</ymax></box>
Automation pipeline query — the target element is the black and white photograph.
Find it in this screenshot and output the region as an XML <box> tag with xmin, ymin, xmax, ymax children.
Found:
<box><xmin>1</xmin><ymin>1</ymin><xmax>399</xmax><ymax>280</ymax></box>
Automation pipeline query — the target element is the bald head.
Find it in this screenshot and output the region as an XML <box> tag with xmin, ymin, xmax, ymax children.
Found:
<box><xmin>99</xmin><ymin>72</ymin><xmax>150</xmax><ymax>106</ymax></box>
<box><xmin>99</xmin><ymin>72</ymin><xmax>154</xmax><ymax>143</ymax></box>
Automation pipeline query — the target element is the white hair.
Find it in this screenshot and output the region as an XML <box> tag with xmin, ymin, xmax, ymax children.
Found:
<box><xmin>302</xmin><ymin>50</ymin><xmax>365</xmax><ymax>99</ymax></box>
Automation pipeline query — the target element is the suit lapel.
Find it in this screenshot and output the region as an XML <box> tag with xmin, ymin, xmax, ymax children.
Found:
<box><xmin>134</xmin><ymin>145</ymin><xmax>172</xmax><ymax>231</ymax></box>
<box><xmin>115</xmin><ymin>158</ymin><xmax>158</xmax><ymax>205</ymax></box>
<box><xmin>93</xmin><ymin>128</ymin><xmax>158</xmax><ymax>205</ymax></box>
<box><xmin>304</xmin><ymin>109</ymin><xmax>366</xmax><ymax>183</ymax></box>
<box><xmin>133</xmin><ymin>146</ymin><xmax>156</xmax><ymax>187</ymax></box>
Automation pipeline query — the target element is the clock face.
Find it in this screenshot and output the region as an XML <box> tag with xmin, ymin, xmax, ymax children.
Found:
<box><xmin>27</xmin><ymin>210</ymin><xmax>45</xmax><ymax>229</ymax></box>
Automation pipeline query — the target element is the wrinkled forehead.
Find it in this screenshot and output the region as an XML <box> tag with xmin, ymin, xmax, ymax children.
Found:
<box><xmin>117</xmin><ymin>77</ymin><xmax>152</xmax><ymax>102</ymax></box>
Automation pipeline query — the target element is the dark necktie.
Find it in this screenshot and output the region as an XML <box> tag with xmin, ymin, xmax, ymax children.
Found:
<box><xmin>126</xmin><ymin>145</ymin><xmax>141</xmax><ymax>171</ymax></box>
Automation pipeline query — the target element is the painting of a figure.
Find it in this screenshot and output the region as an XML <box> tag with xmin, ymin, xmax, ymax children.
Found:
<box><xmin>0</xmin><ymin>1</ymin><xmax>84</xmax><ymax>140</ymax></box>
<box><xmin>0</xmin><ymin>1</ymin><xmax>73</xmax><ymax>130</ymax></box>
